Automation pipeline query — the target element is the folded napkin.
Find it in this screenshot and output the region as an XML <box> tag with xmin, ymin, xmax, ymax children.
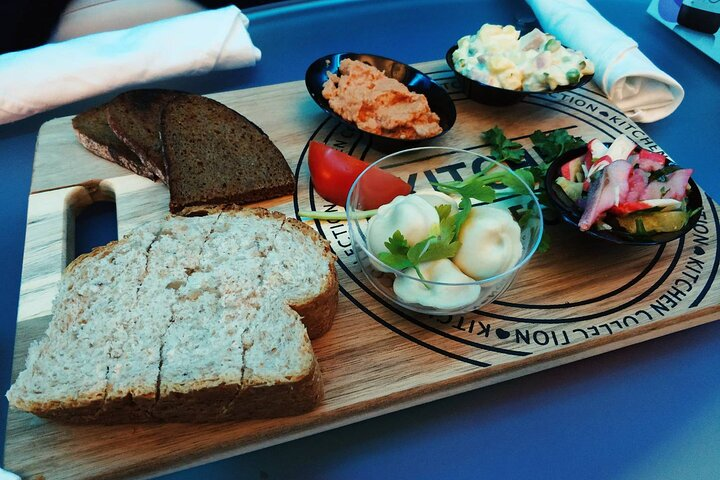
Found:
<box><xmin>0</xmin><ymin>6</ymin><xmax>261</xmax><ymax>125</ymax></box>
<box><xmin>526</xmin><ymin>0</ymin><xmax>683</xmax><ymax>123</ymax></box>
<box><xmin>0</xmin><ymin>468</ymin><xmax>20</xmax><ymax>480</ymax></box>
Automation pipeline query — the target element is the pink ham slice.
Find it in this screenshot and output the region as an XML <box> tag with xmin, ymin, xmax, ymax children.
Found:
<box><xmin>578</xmin><ymin>160</ymin><xmax>633</xmax><ymax>231</ymax></box>
<box><xmin>643</xmin><ymin>169</ymin><xmax>693</xmax><ymax>201</ymax></box>
<box><xmin>626</xmin><ymin>168</ymin><xmax>650</xmax><ymax>203</ymax></box>
<box><xmin>633</xmin><ymin>149</ymin><xmax>667</xmax><ymax>172</ymax></box>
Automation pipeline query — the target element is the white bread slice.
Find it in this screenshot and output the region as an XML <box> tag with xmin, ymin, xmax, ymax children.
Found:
<box><xmin>7</xmin><ymin>207</ymin><xmax>337</xmax><ymax>423</ymax></box>
<box><xmin>100</xmin><ymin>214</ymin><xmax>220</xmax><ymax>420</ymax></box>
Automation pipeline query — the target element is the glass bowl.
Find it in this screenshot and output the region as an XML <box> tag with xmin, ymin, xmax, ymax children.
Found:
<box><xmin>346</xmin><ymin>147</ymin><xmax>543</xmax><ymax>315</ymax></box>
<box><xmin>445</xmin><ymin>45</ymin><xmax>594</xmax><ymax>106</ymax></box>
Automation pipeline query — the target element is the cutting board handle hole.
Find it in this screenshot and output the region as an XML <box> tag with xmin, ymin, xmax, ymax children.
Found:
<box><xmin>66</xmin><ymin>185</ymin><xmax>118</xmax><ymax>265</ymax></box>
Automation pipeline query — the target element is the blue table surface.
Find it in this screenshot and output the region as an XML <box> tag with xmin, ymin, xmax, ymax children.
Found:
<box><xmin>1</xmin><ymin>1</ymin><xmax>719</xmax><ymax>478</ymax></box>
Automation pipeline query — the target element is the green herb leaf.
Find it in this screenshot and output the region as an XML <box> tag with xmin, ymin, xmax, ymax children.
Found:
<box><xmin>297</xmin><ymin>209</ymin><xmax>378</xmax><ymax>220</ymax></box>
<box><xmin>438</xmin><ymin>213</ymin><xmax>457</xmax><ymax>243</ymax></box>
<box><xmin>377</xmin><ymin>252</ymin><xmax>414</xmax><ymax>271</ymax></box>
<box><xmin>648</xmin><ymin>165</ymin><xmax>681</xmax><ymax>182</ymax></box>
<box><xmin>378</xmin><ymin>224</ymin><xmax>461</xmax><ymax>275</ymax></box>
<box><xmin>435</xmin><ymin>204</ymin><xmax>452</xmax><ymax>222</ymax></box>
<box><xmin>500</xmin><ymin>168</ymin><xmax>536</xmax><ymax>193</ymax></box>
<box><xmin>523</xmin><ymin>164</ymin><xmax>549</xmax><ymax>185</ymax></box>
<box><xmin>453</xmin><ymin>196</ymin><xmax>473</xmax><ymax>240</ymax></box>
<box><xmin>686</xmin><ymin>207</ymin><xmax>702</xmax><ymax>221</ymax></box>
<box><xmin>384</xmin><ymin>230</ymin><xmax>409</xmax><ymax>256</ymax></box>
<box><xmin>536</xmin><ymin>231</ymin><xmax>551</xmax><ymax>254</ymax></box>
<box><xmin>433</xmin><ymin>176</ymin><xmax>497</xmax><ymax>203</ymax></box>
<box><xmin>635</xmin><ymin>218</ymin><xmax>648</xmax><ymax>236</ymax></box>
<box><xmin>407</xmin><ymin>236</ymin><xmax>461</xmax><ymax>265</ymax></box>
<box><xmin>412</xmin><ymin>266</ymin><xmax>428</xmax><ymax>283</ymax></box>
<box><xmin>483</xmin><ymin>126</ymin><xmax>526</xmax><ymax>164</ymax></box>
<box><xmin>454</xmin><ymin>183</ymin><xmax>496</xmax><ymax>202</ymax></box>
<box><xmin>420</xmin><ymin>238</ymin><xmax>462</xmax><ymax>263</ymax></box>
<box><xmin>406</xmin><ymin>237</ymin><xmax>431</xmax><ymax>265</ymax></box>
<box><xmin>530</xmin><ymin>129</ymin><xmax>585</xmax><ymax>162</ymax></box>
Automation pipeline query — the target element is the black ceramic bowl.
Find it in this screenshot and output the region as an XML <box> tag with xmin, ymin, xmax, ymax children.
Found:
<box><xmin>305</xmin><ymin>52</ymin><xmax>456</xmax><ymax>151</ymax></box>
<box><xmin>545</xmin><ymin>145</ymin><xmax>703</xmax><ymax>246</ymax></box>
<box><xmin>446</xmin><ymin>45</ymin><xmax>594</xmax><ymax>106</ymax></box>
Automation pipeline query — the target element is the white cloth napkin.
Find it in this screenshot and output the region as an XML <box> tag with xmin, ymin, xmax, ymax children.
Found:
<box><xmin>526</xmin><ymin>0</ymin><xmax>684</xmax><ymax>123</ymax></box>
<box><xmin>0</xmin><ymin>468</ymin><xmax>20</xmax><ymax>480</ymax></box>
<box><xmin>0</xmin><ymin>6</ymin><xmax>261</xmax><ymax>125</ymax></box>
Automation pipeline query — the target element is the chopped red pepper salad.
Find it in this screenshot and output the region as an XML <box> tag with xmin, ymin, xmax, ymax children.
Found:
<box><xmin>555</xmin><ymin>134</ymin><xmax>698</xmax><ymax>235</ymax></box>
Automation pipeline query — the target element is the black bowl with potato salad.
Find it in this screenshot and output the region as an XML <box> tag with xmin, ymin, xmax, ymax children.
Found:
<box><xmin>447</xmin><ymin>24</ymin><xmax>595</xmax><ymax>106</ymax></box>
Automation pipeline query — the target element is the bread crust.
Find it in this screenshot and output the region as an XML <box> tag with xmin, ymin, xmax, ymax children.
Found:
<box><xmin>23</xmin><ymin>398</ymin><xmax>106</xmax><ymax>424</ymax></box>
<box><xmin>281</xmin><ymin>216</ymin><xmax>338</xmax><ymax>339</ymax></box>
<box><xmin>64</xmin><ymin>239</ymin><xmax>121</xmax><ymax>275</ymax></box>
<box><xmin>225</xmin><ymin>360</ymin><xmax>324</xmax><ymax>421</ymax></box>
<box><xmin>168</xmin><ymin>184</ymin><xmax>295</xmax><ymax>214</ymax></box>
<box><xmin>290</xmin><ymin>266</ymin><xmax>338</xmax><ymax>340</ymax></box>
<box><xmin>95</xmin><ymin>393</ymin><xmax>155</xmax><ymax>424</ymax></box>
<box><xmin>40</xmin><ymin>360</ymin><xmax>323</xmax><ymax>424</ymax></box>
<box><xmin>152</xmin><ymin>383</ymin><xmax>241</xmax><ymax>423</ymax></box>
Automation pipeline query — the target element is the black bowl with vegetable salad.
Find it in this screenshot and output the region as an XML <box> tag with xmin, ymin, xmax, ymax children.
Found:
<box><xmin>545</xmin><ymin>142</ymin><xmax>703</xmax><ymax>246</ymax></box>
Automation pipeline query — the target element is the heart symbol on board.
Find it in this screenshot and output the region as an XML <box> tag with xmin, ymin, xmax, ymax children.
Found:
<box><xmin>599</xmin><ymin>111</ymin><xmax>609</xmax><ymax>117</ymax></box>
<box><xmin>694</xmin><ymin>246</ymin><xmax>705</xmax><ymax>255</ymax></box>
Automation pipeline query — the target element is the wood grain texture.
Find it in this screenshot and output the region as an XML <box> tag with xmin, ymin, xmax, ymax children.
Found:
<box><xmin>5</xmin><ymin>60</ymin><xmax>720</xmax><ymax>480</ymax></box>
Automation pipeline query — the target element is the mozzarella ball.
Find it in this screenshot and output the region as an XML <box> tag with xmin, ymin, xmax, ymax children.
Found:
<box><xmin>393</xmin><ymin>259</ymin><xmax>481</xmax><ymax>310</ymax></box>
<box><xmin>366</xmin><ymin>194</ymin><xmax>439</xmax><ymax>257</ymax></box>
<box><xmin>414</xmin><ymin>189</ymin><xmax>459</xmax><ymax>214</ymax></box>
<box><xmin>453</xmin><ymin>206</ymin><xmax>522</xmax><ymax>280</ymax></box>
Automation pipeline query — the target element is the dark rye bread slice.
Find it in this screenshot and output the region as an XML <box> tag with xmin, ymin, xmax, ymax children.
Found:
<box><xmin>72</xmin><ymin>104</ymin><xmax>152</xmax><ymax>178</ymax></box>
<box><xmin>162</xmin><ymin>95</ymin><xmax>295</xmax><ymax>213</ymax></box>
<box><xmin>106</xmin><ymin>89</ymin><xmax>185</xmax><ymax>183</ymax></box>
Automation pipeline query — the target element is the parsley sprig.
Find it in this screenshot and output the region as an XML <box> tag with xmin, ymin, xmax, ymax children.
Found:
<box><xmin>529</xmin><ymin>128</ymin><xmax>585</xmax><ymax>162</ymax></box>
<box><xmin>482</xmin><ymin>126</ymin><xmax>586</xmax><ymax>253</ymax></box>
<box><xmin>483</xmin><ymin>127</ymin><xmax>525</xmax><ymax>164</ymax></box>
<box><xmin>377</xmin><ymin>206</ymin><xmax>461</xmax><ymax>283</ymax></box>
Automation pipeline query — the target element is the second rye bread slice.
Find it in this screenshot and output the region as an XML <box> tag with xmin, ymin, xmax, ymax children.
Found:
<box><xmin>72</xmin><ymin>104</ymin><xmax>152</xmax><ymax>178</ymax></box>
<box><xmin>162</xmin><ymin>95</ymin><xmax>295</xmax><ymax>213</ymax></box>
<box><xmin>106</xmin><ymin>89</ymin><xmax>185</xmax><ymax>183</ymax></box>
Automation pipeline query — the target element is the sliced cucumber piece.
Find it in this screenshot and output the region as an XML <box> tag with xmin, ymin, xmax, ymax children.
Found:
<box><xmin>555</xmin><ymin>177</ymin><xmax>584</xmax><ymax>202</ymax></box>
<box><xmin>616</xmin><ymin>211</ymin><xmax>687</xmax><ymax>234</ymax></box>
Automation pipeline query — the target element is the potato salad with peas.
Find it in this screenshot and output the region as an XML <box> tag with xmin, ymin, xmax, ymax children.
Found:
<box><xmin>452</xmin><ymin>24</ymin><xmax>594</xmax><ymax>91</ymax></box>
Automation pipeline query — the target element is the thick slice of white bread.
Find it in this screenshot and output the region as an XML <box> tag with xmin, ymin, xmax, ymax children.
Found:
<box><xmin>7</xmin><ymin>207</ymin><xmax>337</xmax><ymax>423</ymax></box>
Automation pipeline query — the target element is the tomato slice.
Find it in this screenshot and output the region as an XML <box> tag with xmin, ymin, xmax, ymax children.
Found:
<box><xmin>308</xmin><ymin>141</ymin><xmax>411</xmax><ymax>209</ymax></box>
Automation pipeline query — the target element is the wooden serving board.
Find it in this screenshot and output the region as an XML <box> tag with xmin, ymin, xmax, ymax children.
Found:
<box><xmin>5</xmin><ymin>60</ymin><xmax>720</xmax><ymax>480</ymax></box>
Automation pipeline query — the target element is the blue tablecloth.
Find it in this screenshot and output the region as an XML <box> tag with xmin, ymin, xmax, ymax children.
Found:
<box><xmin>1</xmin><ymin>1</ymin><xmax>718</xmax><ymax>478</ymax></box>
